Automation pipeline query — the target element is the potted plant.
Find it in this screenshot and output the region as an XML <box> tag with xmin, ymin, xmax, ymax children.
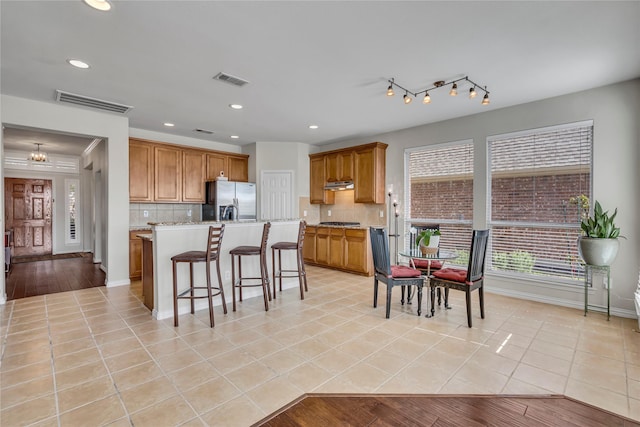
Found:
<box><xmin>578</xmin><ymin>200</ymin><xmax>622</xmax><ymax>266</ymax></box>
<box><xmin>416</xmin><ymin>229</ymin><xmax>441</xmax><ymax>255</ymax></box>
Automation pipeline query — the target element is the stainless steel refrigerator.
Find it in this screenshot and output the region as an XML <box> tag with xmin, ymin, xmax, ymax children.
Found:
<box><xmin>202</xmin><ymin>181</ymin><xmax>257</xmax><ymax>221</ymax></box>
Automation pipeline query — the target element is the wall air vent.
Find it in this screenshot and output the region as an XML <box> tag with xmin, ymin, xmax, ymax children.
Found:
<box><xmin>212</xmin><ymin>72</ymin><xmax>249</xmax><ymax>87</ymax></box>
<box><xmin>194</xmin><ymin>128</ymin><xmax>215</xmax><ymax>135</ymax></box>
<box><xmin>55</xmin><ymin>90</ymin><xmax>134</xmax><ymax>114</ymax></box>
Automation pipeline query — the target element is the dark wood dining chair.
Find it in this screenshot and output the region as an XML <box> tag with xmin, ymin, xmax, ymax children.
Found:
<box><xmin>429</xmin><ymin>229</ymin><xmax>489</xmax><ymax>327</ymax></box>
<box><xmin>369</xmin><ymin>227</ymin><xmax>424</xmax><ymax>318</ymax></box>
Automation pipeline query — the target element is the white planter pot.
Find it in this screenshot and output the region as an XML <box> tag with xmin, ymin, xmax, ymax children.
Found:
<box><xmin>578</xmin><ymin>237</ymin><xmax>619</xmax><ymax>266</ymax></box>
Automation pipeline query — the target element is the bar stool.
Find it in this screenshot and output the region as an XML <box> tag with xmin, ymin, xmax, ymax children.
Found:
<box><xmin>271</xmin><ymin>220</ymin><xmax>307</xmax><ymax>300</ymax></box>
<box><xmin>171</xmin><ymin>225</ymin><xmax>226</xmax><ymax>327</ymax></box>
<box><xmin>229</xmin><ymin>222</ymin><xmax>271</xmax><ymax>311</ymax></box>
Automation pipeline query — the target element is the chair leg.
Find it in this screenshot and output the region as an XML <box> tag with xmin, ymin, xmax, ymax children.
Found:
<box><xmin>216</xmin><ymin>259</ymin><xmax>227</xmax><ymax>314</ymax></box>
<box><xmin>238</xmin><ymin>257</ymin><xmax>243</xmax><ymax>302</ymax></box>
<box><xmin>479</xmin><ymin>285</ymin><xmax>485</xmax><ymax>319</ymax></box>
<box><xmin>296</xmin><ymin>251</ymin><xmax>305</xmax><ymax>300</ymax></box>
<box><xmin>373</xmin><ymin>277</ymin><xmax>379</xmax><ymax>308</ymax></box>
<box><xmin>271</xmin><ymin>248</ymin><xmax>277</xmax><ymax>299</ymax></box>
<box><xmin>430</xmin><ymin>285</ymin><xmax>436</xmax><ymax>317</ymax></box>
<box><xmin>206</xmin><ymin>262</ymin><xmax>214</xmax><ymax>328</ymax></box>
<box><xmin>466</xmin><ymin>290</ymin><xmax>472</xmax><ymax>328</ymax></box>
<box><xmin>189</xmin><ymin>262</ymin><xmax>195</xmax><ymax>314</ymax></box>
<box><xmin>401</xmin><ymin>286</ymin><xmax>405</xmax><ymax>305</ymax></box>
<box><xmin>231</xmin><ymin>255</ymin><xmax>237</xmax><ymax>312</ymax></box>
<box><xmin>300</xmin><ymin>249</ymin><xmax>308</xmax><ymax>292</ymax></box>
<box><xmin>417</xmin><ymin>285</ymin><xmax>423</xmax><ymax>316</ymax></box>
<box><xmin>385</xmin><ymin>285</ymin><xmax>392</xmax><ymax>319</ymax></box>
<box><xmin>444</xmin><ymin>288</ymin><xmax>451</xmax><ymax>309</ymax></box>
<box><xmin>172</xmin><ymin>260</ymin><xmax>179</xmax><ymax>327</ymax></box>
<box><xmin>260</xmin><ymin>252</ymin><xmax>269</xmax><ymax>311</ymax></box>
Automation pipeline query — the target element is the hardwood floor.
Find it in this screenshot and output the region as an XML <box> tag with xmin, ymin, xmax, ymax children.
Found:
<box><xmin>5</xmin><ymin>252</ymin><xmax>105</xmax><ymax>300</ymax></box>
<box><xmin>256</xmin><ymin>394</ymin><xmax>640</xmax><ymax>427</ymax></box>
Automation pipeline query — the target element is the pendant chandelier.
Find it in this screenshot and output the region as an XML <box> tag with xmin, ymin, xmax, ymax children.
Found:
<box><xmin>386</xmin><ymin>76</ymin><xmax>490</xmax><ymax>105</ymax></box>
<box><xmin>30</xmin><ymin>143</ymin><xmax>47</xmax><ymax>162</ymax></box>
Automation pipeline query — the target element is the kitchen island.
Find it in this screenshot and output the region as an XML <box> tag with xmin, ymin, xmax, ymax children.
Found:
<box><xmin>147</xmin><ymin>220</ymin><xmax>301</xmax><ymax>321</ymax></box>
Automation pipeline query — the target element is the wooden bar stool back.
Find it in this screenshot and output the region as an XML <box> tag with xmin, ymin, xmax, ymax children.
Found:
<box><xmin>271</xmin><ymin>220</ymin><xmax>308</xmax><ymax>300</ymax></box>
<box><xmin>230</xmin><ymin>222</ymin><xmax>271</xmax><ymax>311</ymax></box>
<box><xmin>171</xmin><ymin>225</ymin><xmax>227</xmax><ymax>327</ymax></box>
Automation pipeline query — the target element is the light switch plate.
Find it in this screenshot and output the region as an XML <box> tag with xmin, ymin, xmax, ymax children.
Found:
<box><xmin>327</xmin><ymin>210</ymin><xmax>332</xmax><ymax>217</ymax></box>
<box><xmin>143</xmin><ymin>210</ymin><xmax>149</xmax><ymax>218</ymax></box>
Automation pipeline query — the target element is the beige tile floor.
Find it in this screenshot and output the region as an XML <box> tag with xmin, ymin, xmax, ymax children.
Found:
<box><xmin>1</xmin><ymin>265</ymin><xmax>639</xmax><ymax>426</ymax></box>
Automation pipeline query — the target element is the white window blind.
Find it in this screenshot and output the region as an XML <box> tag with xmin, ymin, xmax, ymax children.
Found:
<box><xmin>405</xmin><ymin>141</ymin><xmax>474</xmax><ymax>266</ymax></box>
<box><xmin>488</xmin><ymin>121</ymin><xmax>592</xmax><ymax>281</ymax></box>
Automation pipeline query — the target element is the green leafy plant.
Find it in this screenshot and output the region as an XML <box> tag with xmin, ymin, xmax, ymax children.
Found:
<box><xmin>415</xmin><ymin>229</ymin><xmax>441</xmax><ymax>246</ymax></box>
<box><xmin>580</xmin><ymin>200</ymin><xmax>621</xmax><ymax>238</ymax></box>
<box><xmin>493</xmin><ymin>250</ymin><xmax>535</xmax><ymax>273</ymax></box>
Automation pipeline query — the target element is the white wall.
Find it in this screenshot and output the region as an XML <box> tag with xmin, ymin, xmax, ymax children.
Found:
<box><xmin>129</xmin><ymin>128</ymin><xmax>244</xmax><ymax>154</ymax></box>
<box><xmin>1</xmin><ymin>95</ymin><xmax>131</xmax><ymax>297</ymax></box>
<box><xmin>321</xmin><ymin>79</ymin><xmax>640</xmax><ymax>317</ymax></box>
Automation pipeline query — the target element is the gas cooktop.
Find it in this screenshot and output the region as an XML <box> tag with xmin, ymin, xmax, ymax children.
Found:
<box><xmin>319</xmin><ymin>221</ymin><xmax>361</xmax><ymax>227</ymax></box>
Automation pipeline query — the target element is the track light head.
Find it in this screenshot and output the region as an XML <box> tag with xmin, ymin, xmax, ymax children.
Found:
<box><xmin>482</xmin><ymin>92</ymin><xmax>490</xmax><ymax>105</ymax></box>
<box><xmin>403</xmin><ymin>92</ymin><xmax>412</xmax><ymax>104</ymax></box>
<box><xmin>387</xmin><ymin>84</ymin><xmax>394</xmax><ymax>97</ymax></box>
<box><xmin>469</xmin><ymin>87</ymin><xmax>477</xmax><ymax>99</ymax></box>
<box><xmin>422</xmin><ymin>92</ymin><xmax>431</xmax><ymax>104</ymax></box>
<box><xmin>449</xmin><ymin>83</ymin><xmax>458</xmax><ymax>96</ymax></box>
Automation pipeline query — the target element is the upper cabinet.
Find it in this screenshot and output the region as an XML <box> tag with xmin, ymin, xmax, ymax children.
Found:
<box><xmin>205</xmin><ymin>153</ymin><xmax>249</xmax><ymax>182</ymax></box>
<box><xmin>309</xmin><ymin>142</ymin><xmax>387</xmax><ymax>204</ymax></box>
<box><xmin>354</xmin><ymin>143</ymin><xmax>387</xmax><ymax>204</ymax></box>
<box><xmin>309</xmin><ymin>155</ymin><xmax>335</xmax><ymax>204</ymax></box>
<box><xmin>130</xmin><ymin>138</ymin><xmax>248</xmax><ymax>203</ymax></box>
<box><xmin>129</xmin><ymin>140</ymin><xmax>154</xmax><ymax>202</ymax></box>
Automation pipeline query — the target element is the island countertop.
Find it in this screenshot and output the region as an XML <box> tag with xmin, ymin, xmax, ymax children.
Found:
<box><xmin>147</xmin><ymin>220</ymin><xmax>302</xmax><ymax>320</ymax></box>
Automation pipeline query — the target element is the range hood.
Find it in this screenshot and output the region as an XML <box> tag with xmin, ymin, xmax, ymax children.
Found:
<box><xmin>324</xmin><ymin>180</ymin><xmax>354</xmax><ymax>191</ymax></box>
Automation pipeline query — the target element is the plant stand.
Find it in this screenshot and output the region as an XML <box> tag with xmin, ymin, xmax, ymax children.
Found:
<box><xmin>584</xmin><ymin>264</ymin><xmax>610</xmax><ymax>320</ymax></box>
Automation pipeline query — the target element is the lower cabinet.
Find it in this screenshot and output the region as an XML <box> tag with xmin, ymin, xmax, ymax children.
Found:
<box><xmin>303</xmin><ymin>226</ymin><xmax>372</xmax><ymax>276</ymax></box>
<box><xmin>129</xmin><ymin>231</ymin><xmax>144</xmax><ymax>279</ymax></box>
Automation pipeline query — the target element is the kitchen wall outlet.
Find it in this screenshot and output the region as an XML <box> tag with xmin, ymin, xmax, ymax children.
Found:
<box><xmin>187</xmin><ymin>209</ymin><xmax>192</xmax><ymax>217</ymax></box>
<box><xmin>225</xmin><ymin>271</ymin><xmax>231</xmax><ymax>280</ymax></box>
<box><xmin>328</xmin><ymin>210</ymin><xmax>332</xmax><ymax>217</ymax></box>
<box><xmin>379</xmin><ymin>210</ymin><xmax>384</xmax><ymax>218</ymax></box>
<box><xmin>143</xmin><ymin>210</ymin><xmax>149</xmax><ymax>218</ymax></box>
<box><xmin>303</xmin><ymin>210</ymin><xmax>307</xmax><ymax>217</ymax></box>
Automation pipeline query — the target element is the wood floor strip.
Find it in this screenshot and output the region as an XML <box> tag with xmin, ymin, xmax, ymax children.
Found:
<box><xmin>254</xmin><ymin>394</ymin><xmax>640</xmax><ymax>427</ymax></box>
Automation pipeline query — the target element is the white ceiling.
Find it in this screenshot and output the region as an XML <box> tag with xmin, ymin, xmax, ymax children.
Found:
<box><xmin>1</xmin><ymin>1</ymin><xmax>639</xmax><ymax>153</ymax></box>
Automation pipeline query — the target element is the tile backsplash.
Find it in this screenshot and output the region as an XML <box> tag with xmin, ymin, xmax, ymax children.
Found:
<box><xmin>130</xmin><ymin>203</ymin><xmax>202</xmax><ymax>227</ymax></box>
<box><xmin>316</xmin><ymin>190</ymin><xmax>387</xmax><ymax>227</ymax></box>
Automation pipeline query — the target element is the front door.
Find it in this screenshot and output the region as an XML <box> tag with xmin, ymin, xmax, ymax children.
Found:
<box><xmin>4</xmin><ymin>178</ymin><xmax>53</xmax><ymax>256</ymax></box>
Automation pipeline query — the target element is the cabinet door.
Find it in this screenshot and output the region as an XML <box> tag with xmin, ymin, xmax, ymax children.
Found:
<box><xmin>154</xmin><ymin>146</ymin><xmax>182</xmax><ymax>202</ymax></box>
<box><xmin>315</xmin><ymin>227</ymin><xmax>331</xmax><ymax>265</ymax></box>
<box><xmin>354</xmin><ymin>145</ymin><xmax>386</xmax><ymax>204</ymax></box>
<box><xmin>338</xmin><ymin>151</ymin><xmax>354</xmax><ymax>181</ymax></box>
<box><xmin>206</xmin><ymin>153</ymin><xmax>228</xmax><ymax>181</ymax></box>
<box><xmin>227</xmin><ymin>156</ymin><xmax>249</xmax><ymax>182</ymax></box>
<box><xmin>182</xmin><ymin>150</ymin><xmax>206</xmax><ymax>202</ymax></box>
<box><xmin>344</xmin><ymin>229</ymin><xmax>371</xmax><ymax>274</ymax></box>
<box><xmin>129</xmin><ymin>140</ymin><xmax>154</xmax><ymax>202</ymax></box>
<box><xmin>129</xmin><ymin>231</ymin><xmax>143</xmax><ymax>279</ymax></box>
<box><xmin>310</xmin><ymin>156</ymin><xmax>334</xmax><ymax>204</ymax></box>
<box><xmin>329</xmin><ymin>228</ymin><xmax>345</xmax><ymax>268</ymax></box>
<box><xmin>303</xmin><ymin>226</ymin><xmax>316</xmax><ymax>263</ymax></box>
<box><xmin>325</xmin><ymin>153</ymin><xmax>339</xmax><ymax>182</ymax></box>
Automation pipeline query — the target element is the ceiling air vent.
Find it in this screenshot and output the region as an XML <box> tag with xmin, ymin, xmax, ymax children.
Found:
<box><xmin>55</xmin><ymin>90</ymin><xmax>134</xmax><ymax>114</ymax></box>
<box><xmin>212</xmin><ymin>72</ymin><xmax>249</xmax><ymax>87</ymax></box>
<box><xmin>194</xmin><ymin>128</ymin><xmax>215</xmax><ymax>135</ymax></box>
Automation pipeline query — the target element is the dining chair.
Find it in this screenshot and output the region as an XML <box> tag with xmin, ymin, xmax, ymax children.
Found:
<box><xmin>429</xmin><ymin>229</ymin><xmax>489</xmax><ymax>327</ymax></box>
<box><xmin>369</xmin><ymin>227</ymin><xmax>424</xmax><ymax>318</ymax></box>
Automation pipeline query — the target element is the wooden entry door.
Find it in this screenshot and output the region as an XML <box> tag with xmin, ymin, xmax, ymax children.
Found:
<box><xmin>4</xmin><ymin>178</ymin><xmax>53</xmax><ymax>256</ymax></box>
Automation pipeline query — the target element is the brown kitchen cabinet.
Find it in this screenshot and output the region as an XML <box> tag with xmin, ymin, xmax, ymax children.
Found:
<box><xmin>326</xmin><ymin>151</ymin><xmax>354</xmax><ymax>182</ymax></box>
<box><xmin>206</xmin><ymin>153</ymin><xmax>228</xmax><ymax>180</ymax></box>
<box><xmin>182</xmin><ymin>150</ymin><xmax>206</xmax><ymax>202</ymax></box>
<box><xmin>154</xmin><ymin>145</ymin><xmax>182</xmax><ymax>202</ymax></box>
<box><xmin>354</xmin><ymin>142</ymin><xmax>387</xmax><ymax>204</ymax></box>
<box><xmin>302</xmin><ymin>225</ymin><xmax>317</xmax><ymax>262</ymax></box>
<box><xmin>141</xmin><ymin>237</ymin><xmax>154</xmax><ymax>310</ymax></box>
<box><xmin>129</xmin><ymin>230</ymin><xmax>149</xmax><ymax>279</ymax></box>
<box><xmin>227</xmin><ymin>155</ymin><xmax>249</xmax><ymax>182</ymax></box>
<box><xmin>309</xmin><ymin>155</ymin><xmax>335</xmax><ymax>204</ymax></box>
<box><xmin>129</xmin><ymin>140</ymin><xmax>154</xmax><ymax>202</ymax></box>
<box><xmin>206</xmin><ymin>153</ymin><xmax>249</xmax><ymax>182</ymax></box>
<box><xmin>303</xmin><ymin>226</ymin><xmax>372</xmax><ymax>276</ymax></box>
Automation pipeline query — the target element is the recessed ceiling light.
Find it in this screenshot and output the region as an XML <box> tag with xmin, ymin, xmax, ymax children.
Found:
<box><xmin>83</xmin><ymin>0</ymin><xmax>112</xmax><ymax>11</ymax></box>
<box><xmin>67</xmin><ymin>59</ymin><xmax>90</xmax><ymax>69</ymax></box>
<box><xmin>229</xmin><ymin>104</ymin><xmax>243</xmax><ymax>110</ymax></box>
<box><xmin>309</xmin><ymin>125</ymin><xmax>319</xmax><ymax>129</ymax></box>
<box><xmin>164</xmin><ymin>123</ymin><xmax>175</xmax><ymax>127</ymax></box>
<box><xmin>230</xmin><ymin>135</ymin><xmax>239</xmax><ymax>139</ymax></box>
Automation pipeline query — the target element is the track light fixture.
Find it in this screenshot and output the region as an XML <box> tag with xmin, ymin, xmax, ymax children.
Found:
<box><xmin>385</xmin><ymin>76</ymin><xmax>490</xmax><ymax>106</ymax></box>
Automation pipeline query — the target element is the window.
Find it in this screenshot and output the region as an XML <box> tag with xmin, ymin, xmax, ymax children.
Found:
<box><xmin>488</xmin><ymin>121</ymin><xmax>592</xmax><ymax>282</ymax></box>
<box><xmin>405</xmin><ymin>140</ymin><xmax>474</xmax><ymax>266</ymax></box>
<box><xmin>65</xmin><ymin>179</ymin><xmax>80</xmax><ymax>244</ymax></box>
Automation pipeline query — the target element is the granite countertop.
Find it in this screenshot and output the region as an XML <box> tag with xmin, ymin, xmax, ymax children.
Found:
<box><xmin>130</xmin><ymin>226</ymin><xmax>152</xmax><ymax>231</ymax></box>
<box><xmin>310</xmin><ymin>223</ymin><xmax>370</xmax><ymax>229</ymax></box>
<box><xmin>147</xmin><ymin>219</ymin><xmax>302</xmax><ymax>227</ymax></box>
<box><xmin>137</xmin><ymin>234</ymin><xmax>153</xmax><ymax>241</ymax></box>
